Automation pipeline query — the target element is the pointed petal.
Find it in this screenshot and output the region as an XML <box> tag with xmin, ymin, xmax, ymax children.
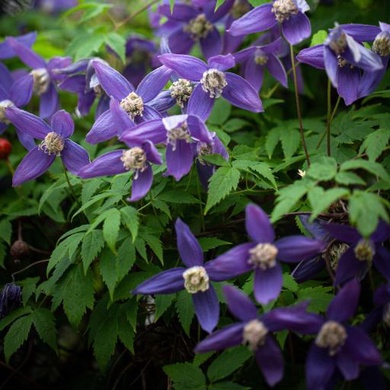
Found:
<box><xmin>187</xmin><ymin>114</ymin><xmax>213</xmax><ymax>143</ymax></box>
<box><xmin>194</xmin><ymin>323</ymin><xmax>244</xmax><ymax>352</ymax></box>
<box><xmin>192</xmin><ymin>285</ymin><xmax>219</xmax><ymax>333</ymax></box>
<box><xmin>337</xmin><ymin>66</ymin><xmax>360</xmax><ymax>106</ymax></box>
<box><xmin>222</xmin><ymin>285</ymin><xmax>257</xmax><ymax>322</ymax></box>
<box><xmin>167</xmin><ymin>29</ymin><xmax>195</xmax><ymax>55</ymax></box>
<box><xmin>255</xmin><ymin>336</ymin><xmax>284</xmax><ymax>387</ymax></box>
<box><xmin>6</xmin><ymin>37</ymin><xmax>46</xmax><ymax>68</ymax></box>
<box><xmin>78</xmin><ymin>150</ymin><xmax>126</xmax><ymax>178</ymax></box>
<box><xmin>334</xmin><ymin>248</ymin><xmax>368</xmax><ymax>286</ymax></box>
<box><xmin>157</xmin><ymin>54</ymin><xmax>207</xmax><ymax>80</ymax></box>
<box><xmin>324</xmin><ymin>46</ymin><xmax>339</xmax><ymax>87</ymax></box>
<box><xmin>245</xmin><ymin>204</ymin><xmax>274</xmax><ymax>243</ymax></box>
<box><xmin>85</xmin><ymin>109</ymin><xmax>117</xmax><ymax>144</ymax></box>
<box><xmin>244</xmin><ymin>59</ymin><xmax>264</xmax><ymax>92</ymax></box>
<box><xmin>158</xmin><ymin>3</ymin><xmax>198</xmax><ymax>21</ymax></box>
<box><xmin>166</xmin><ymin>141</ymin><xmax>193</xmax><ymax>181</ymax></box>
<box><xmin>39</xmin><ymin>83</ymin><xmax>59</xmax><ymax>119</ymax></box>
<box><xmin>61</xmin><ymin>140</ymin><xmax>90</xmax><ymax>175</ymax></box>
<box><xmin>282</xmin><ymin>12</ymin><xmax>311</xmax><ymax>45</ymax></box>
<box><xmin>327</xmin><ymin>278</ymin><xmax>360</xmax><ymax>322</ymax></box>
<box><xmin>9</xmin><ymin>74</ymin><xmax>33</xmax><ymax>107</ymax></box>
<box><xmin>12</xmin><ymin>147</ymin><xmax>55</xmax><ymax>186</ymax></box>
<box><xmin>276</xmin><ymin>236</ymin><xmax>325</xmax><ymax>263</ymax></box>
<box><xmin>335</xmin><ymin>347</ymin><xmax>359</xmax><ymax>380</ymax></box>
<box><xmin>208</xmin><ymin>53</ymin><xmax>236</xmax><ymax>71</ymax></box>
<box><xmin>297</xmin><ymin>45</ymin><xmax>325</xmax><ymax>70</ymax></box>
<box><xmin>51</xmin><ymin>110</ymin><xmax>74</xmax><ymax>138</ymax></box>
<box><xmin>200</xmin><ymin>29</ymin><xmax>222</xmax><ymax>60</ymax></box>
<box><xmin>306</xmin><ymin>344</ymin><xmax>335</xmax><ymax>390</ymax></box>
<box><xmin>5</xmin><ymin>106</ymin><xmax>50</xmax><ymax>139</ymax></box>
<box><xmin>223</xmin><ymin>72</ymin><xmax>263</xmax><ymax>112</ymax></box>
<box><xmin>120</xmin><ymin>119</ymin><xmax>166</xmax><ymax>145</ymax></box>
<box><xmin>109</xmin><ymin>98</ymin><xmax>135</xmax><ymax>136</ymax></box>
<box><xmin>130</xmin><ymin>165</ymin><xmax>153</xmax><ymax>202</ymax></box>
<box><xmin>175</xmin><ymin>218</ymin><xmax>203</xmax><ymax>267</ymax></box>
<box><xmin>324</xmin><ymin>223</ymin><xmax>361</xmax><ymax>244</ymax></box>
<box><xmin>15</xmin><ymin>128</ymin><xmax>36</xmax><ymax>151</ymax></box>
<box><xmin>253</xmin><ymin>263</ymin><xmax>283</xmax><ymax>305</ymax></box>
<box><xmin>143</xmin><ymin>140</ymin><xmax>163</xmax><ymax>165</ymax></box>
<box><xmin>291</xmin><ymin>255</ymin><xmax>325</xmax><ymax>283</ymax></box>
<box><xmin>141</xmin><ymin>104</ymin><xmax>163</xmax><ymax>122</ymax></box>
<box><xmin>136</xmin><ymin>65</ymin><xmax>172</xmax><ymax>102</ymax></box>
<box><xmin>92</xmin><ymin>60</ymin><xmax>133</xmax><ymax>100</ymax></box>
<box><xmin>186</xmin><ymin>83</ymin><xmax>215</xmax><ymax>121</ymax></box>
<box><xmin>0</xmin><ymin>32</ymin><xmax>36</xmax><ymax>60</ymax></box>
<box><xmin>267</xmin><ymin>54</ymin><xmax>288</xmax><ymax>87</ymax></box>
<box><xmin>132</xmin><ymin>268</ymin><xmax>185</xmax><ymax>294</ymax></box>
<box><xmin>373</xmin><ymin>246</ymin><xmax>390</xmax><ymax>281</ymax></box>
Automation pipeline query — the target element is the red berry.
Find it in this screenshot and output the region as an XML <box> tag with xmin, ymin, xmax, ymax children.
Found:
<box><xmin>0</xmin><ymin>138</ymin><xmax>12</xmax><ymax>160</ymax></box>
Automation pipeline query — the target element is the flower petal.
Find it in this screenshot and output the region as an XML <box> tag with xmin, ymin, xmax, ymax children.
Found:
<box><xmin>200</xmin><ymin>28</ymin><xmax>222</xmax><ymax>60</ymax></box>
<box><xmin>136</xmin><ymin>65</ymin><xmax>172</xmax><ymax>103</ymax></box>
<box><xmin>85</xmin><ymin>109</ymin><xmax>117</xmax><ymax>144</ymax></box>
<box><xmin>61</xmin><ymin>140</ymin><xmax>90</xmax><ymax>175</ymax></box>
<box><xmin>276</xmin><ymin>236</ymin><xmax>325</xmax><ymax>263</ymax></box>
<box><xmin>334</xmin><ymin>248</ymin><xmax>368</xmax><ymax>287</ymax></box>
<box><xmin>6</xmin><ymin>37</ymin><xmax>46</xmax><ymax>68</ymax></box>
<box><xmin>192</xmin><ymin>285</ymin><xmax>219</xmax><ymax>333</ymax></box>
<box><xmin>9</xmin><ymin>74</ymin><xmax>33</xmax><ymax>107</ymax></box>
<box><xmin>77</xmin><ymin>150</ymin><xmax>125</xmax><ymax>178</ymax></box>
<box><xmin>186</xmin><ymin>83</ymin><xmax>215</xmax><ymax>121</ymax></box>
<box><xmin>324</xmin><ymin>223</ymin><xmax>361</xmax><ymax>244</ymax></box>
<box><xmin>166</xmin><ymin>141</ymin><xmax>193</xmax><ymax>181</ymax></box>
<box><xmin>51</xmin><ymin>110</ymin><xmax>74</xmax><ymax>138</ymax></box>
<box><xmin>253</xmin><ymin>263</ymin><xmax>283</xmax><ymax>305</ymax></box>
<box><xmin>337</xmin><ymin>66</ymin><xmax>360</xmax><ymax>106</ymax></box>
<box><xmin>244</xmin><ymin>58</ymin><xmax>264</xmax><ymax>92</ymax></box>
<box><xmin>373</xmin><ymin>246</ymin><xmax>390</xmax><ymax>281</ymax></box>
<box><xmin>223</xmin><ymin>285</ymin><xmax>257</xmax><ymax>322</ymax></box>
<box><xmin>207</xmin><ymin>54</ymin><xmax>235</xmax><ymax>72</ymax></box>
<box><xmin>306</xmin><ymin>344</ymin><xmax>335</xmax><ymax>390</ymax></box>
<box><xmin>129</xmin><ymin>165</ymin><xmax>153</xmax><ymax>202</ymax></box>
<box><xmin>157</xmin><ymin>54</ymin><xmax>207</xmax><ymax>80</ymax></box>
<box><xmin>39</xmin><ymin>83</ymin><xmax>59</xmax><ymax>119</ymax></box>
<box><xmin>297</xmin><ymin>45</ymin><xmax>325</xmax><ymax>70</ymax></box>
<box><xmin>335</xmin><ymin>346</ymin><xmax>359</xmax><ymax>380</ymax></box>
<box><xmin>245</xmin><ymin>204</ymin><xmax>274</xmax><ymax>243</ymax></box>
<box><xmin>120</xmin><ymin>119</ymin><xmax>166</xmax><ymax>145</ymax></box>
<box><xmin>132</xmin><ymin>268</ymin><xmax>185</xmax><ymax>294</ymax></box>
<box><xmin>282</xmin><ymin>12</ymin><xmax>311</xmax><ymax>45</ymax></box>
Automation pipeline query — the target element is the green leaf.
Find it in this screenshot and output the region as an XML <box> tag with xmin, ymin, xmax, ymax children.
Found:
<box><xmin>209</xmin><ymin>382</ymin><xmax>250</xmax><ymax>390</ymax></box>
<box><xmin>265</xmin><ymin>126</ymin><xmax>281</xmax><ymax>159</ymax></box>
<box><xmin>66</xmin><ymin>32</ymin><xmax>106</xmax><ymax>61</ymax></box>
<box><xmin>176</xmin><ymin>290</ymin><xmax>194</xmax><ymax>336</ymax></box>
<box><xmin>0</xmin><ymin>219</ymin><xmax>12</xmax><ymax>245</ymax></box>
<box><xmin>158</xmin><ymin>190</ymin><xmax>200</xmax><ymax>204</ymax></box>
<box><xmin>306</xmin><ymin>156</ymin><xmax>338</xmax><ymax>182</ymax></box>
<box><xmin>208</xmin><ymin>98</ymin><xmax>232</xmax><ymax>125</ymax></box>
<box><xmin>81</xmin><ymin>178</ymin><xmax>102</xmax><ymax>205</ymax></box>
<box><xmin>32</xmin><ymin>308</ymin><xmax>57</xmax><ymax>351</ymax></box>
<box><xmin>163</xmin><ymin>363</ymin><xmax>207</xmax><ymax>390</ymax></box>
<box><xmin>105</xmin><ymin>32</ymin><xmax>126</xmax><ymax>63</ymax></box>
<box><xmin>280</xmin><ymin>128</ymin><xmax>301</xmax><ymax>159</ymax></box>
<box><xmin>205</xmin><ymin>167</ymin><xmax>240</xmax><ymax>214</ymax></box>
<box><xmin>4</xmin><ymin>314</ymin><xmax>33</xmax><ymax>362</ymax></box>
<box><xmin>103</xmin><ymin>208</ymin><xmax>121</xmax><ymax>253</ymax></box>
<box><xmin>283</xmin><ymin>273</ymin><xmax>298</xmax><ymax>293</ymax></box>
<box><xmin>296</xmin><ymin>286</ymin><xmax>333</xmax><ymax>313</ymax></box>
<box><xmin>359</xmin><ymin>128</ymin><xmax>390</xmax><ymax>161</ymax></box>
<box><xmin>81</xmin><ymin>229</ymin><xmax>105</xmax><ymax>271</ymax></box>
<box><xmin>310</xmin><ymin>30</ymin><xmax>327</xmax><ymax>46</ymax></box>
<box><xmin>20</xmin><ymin>277</ymin><xmax>40</xmax><ymax>306</ymax></box>
<box><xmin>117</xmin><ymin>306</ymin><xmax>135</xmax><ymax>353</ymax></box>
<box><xmin>308</xmin><ymin>187</ymin><xmax>349</xmax><ymax>218</ymax></box>
<box><xmin>141</xmin><ymin>233</ymin><xmax>163</xmax><ymax>264</ymax></box>
<box><xmin>155</xmin><ymin>294</ymin><xmax>175</xmax><ymax>320</ymax></box>
<box><xmin>335</xmin><ymin>171</ymin><xmax>366</xmax><ymax>186</ymax></box>
<box><xmin>201</xmin><ymin>154</ymin><xmax>230</xmax><ymax>167</ymax></box>
<box><xmin>223</xmin><ymin>118</ymin><xmax>250</xmax><ymax>133</ymax></box>
<box><xmin>0</xmin><ymin>307</ymin><xmax>32</xmax><ymax>332</ymax></box>
<box><xmin>341</xmin><ymin>159</ymin><xmax>390</xmax><ymax>182</ymax></box>
<box><xmin>207</xmin><ymin>346</ymin><xmax>252</xmax><ymax>383</ymax></box>
<box><xmin>121</xmin><ymin>206</ymin><xmax>139</xmax><ymax>242</ymax></box>
<box><xmin>0</xmin><ymin>242</ymin><xmax>5</xmax><ymax>268</ymax></box>
<box><xmin>198</xmin><ymin>237</ymin><xmax>231</xmax><ymax>251</ymax></box>
<box><xmin>99</xmin><ymin>247</ymin><xmax>118</xmax><ymax>300</ymax></box>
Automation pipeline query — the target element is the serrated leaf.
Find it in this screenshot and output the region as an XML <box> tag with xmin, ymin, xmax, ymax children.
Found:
<box><xmin>201</xmin><ymin>154</ymin><xmax>230</xmax><ymax>167</ymax></box>
<box><xmin>118</xmin><ymin>306</ymin><xmax>134</xmax><ymax>353</ymax></box>
<box><xmin>306</xmin><ymin>156</ymin><xmax>338</xmax><ymax>182</ymax></box>
<box><xmin>207</xmin><ymin>346</ymin><xmax>252</xmax><ymax>382</ymax></box>
<box><xmin>121</xmin><ymin>206</ymin><xmax>139</xmax><ymax>242</ymax></box>
<box><xmin>99</xmin><ymin>247</ymin><xmax>118</xmax><ymax>300</ymax></box>
<box><xmin>103</xmin><ymin>208</ymin><xmax>121</xmax><ymax>253</ymax></box>
<box><xmin>205</xmin><ymin>167</ymin><xmax>240</xmax><ymax>214</ymax></box>
<box><xmin>223</xmin><ymin>118</ymin><xmax>250</xmax><ymax>133</ymax></box>
<box><xmin>310</xmin><ymin>30</ymin><xmax>327</xmax><ymax>46</ymax></box>
<box><xmin>116</xmin><ymin>238</ymin><xmax>136</xmax><ymax>280</ymax></box>
<box><xmin>20</xmin><ymin>277</ymin><xmax>40</xmax><ymax>306</ymax></box>
<box><xmin>155</xmin><ymin>294</ymin><xmax>176</xmax><ymax>320</ymax></box>
<box><xmin>251</xmin><ymin>162</ymin><xmax>277</xmax><ymax>189</ymax></box>
<box><xmin>176</xmin><ymin>290</ymin><xmax>194</xmax><ymax>336</ymax></box>
<box><xmin>340</xmin><ymin>159</ymin><xmax>390</xmax><ymax>182</ymax></box>
<box><xmin>105</xmin><ymin>32</ymin><xmax>126</xmax><ymax>63</ymax></box>
<box><xmin>265</xmin><ymin>126</ymin><xmax>281</xmax><ymax>159</ymax></box>
<box><xmin>81</xmin><ymin>229</ymin><xmax>105</xmax><ymax>271</ymax></box>
<box><xmin>0</xmin><ymin>219</ymin><xmax>12</xmax><ymax>245</ymax></box>
<box><xmin>283</xmin><ymin>273</ymin><xmax>298</xmax><ymax>293</ymax></box>
<box><xmin>0</xmin><ymin>307</ymin><xmax>32</xmax><ymax>332</ymax></box>
<box><xmin>308</xmin><ymin>187</ymin><xmax>349</xmax><ymax>218</ymax></box>
<box><xmin>32</xmin><ymin>308</ymin><xmax>57</xmax><ymax>351</ymax></box>
<box><xmin>193</xmin><ymin>351</ymin><xmax>215</xmax><ymax>367</ymax></box>
<box><xmin>359</xmin><ymin>128</ymin><xmax>390</xmax><ymax>161</ymax></box>
<box><xmin>159</xmin><ymin>190</ymin><xmax>200</xmax><ymax>204</ymax></box>
<box><xmin>280</xmin><ymin>128</ymin><xmax>300</xmax><ymax>159</ymax></box>
<box><xmin>66</xmin><ymin>33</ymin><xmax>105</xmax><ymax>61</ymax></box>
<box><xmin>208</xmin><ymin>98</ymin><xmax>232</xmax><ymax>125</ymax></box>
<box><xmin>81</xmin><ymin>178</ymin><xmax>102</xmax><ymax>205</ymax></box>
<box><xmin>335</xmin><ymin>171</ymin><xmax>366</xmax><ymax>186</ymax></box>
<box><xmin>198</xmin><ymin>237</ymin><xmax>231</xmax><ymax>251</ymax></box>
<box><xmin>4</xmin><ymin>314</ymin><xmax>33</xmax><ymax>362</ymax></box>
<box><xmin>141</xmin><ymin>233</ymin><xmax>163</xmax><ymax>264</ymax></box>
<box><xmin>296</xmin><ymin>286</ymin><xmax>333</xmax><ymax>313</ymax></box>
<box><xmin>163</xmin><ymin>363</ymin><xmax>206</xmax><ymax>390</ymax></box>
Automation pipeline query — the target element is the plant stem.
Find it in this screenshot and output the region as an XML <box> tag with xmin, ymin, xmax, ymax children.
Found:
<box><xmin>316</xmin><ymin>93</ymin><xmax>340</xmax><ymax>151</ymax></box>
<box><xmin>290</xmin><ymin>45</ymin><xmax>310</xmax><ymax>167</ymax></box>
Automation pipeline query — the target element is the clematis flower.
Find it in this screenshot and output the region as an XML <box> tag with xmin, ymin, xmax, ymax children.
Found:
<box><xmin>304</xmin><ymin>279</ymin><xmax>382</xmax><ymax>390</ymax></box>
<box><xmin>210</xmin><ymin>204</ymin><xmax>326</xmax><ymax>304</ymax></box>
<box><xmin>195</xmin><ymin>285</ymin><xmax>321</xmax><ymax>387</ymax></box>
<box><xmin>6</xmin><ymin>37</ymin><xmax>71</xmax><ymax>118</ymax></box>
<box><xmin>228</xmin><ymin>0</ymin><xmax>311</xmax><ymax>45</ymax></box>
<box><xmin>0</xmin><ymin>283</ymin><xmax>21</xmax><ymax>318</ymax></box>
<box><xmin>133</xmin><ymin>218</ymin><xmax>232</xmax><ymax>333</ymax></box>
<box><xmin>0</xmin><ymin>32</ymin><xmax>36</xmax><ymax>60</ymax></box>
<box><xmin>158</xmin><ymin>52</ymin><xmax>263</xmax><ymax>120</ymax></box>
<box><xmin>324</xmin><ymin>221</ymin><xmax>390</xmax><ymax>286</ymax></box>
<box><xmin>5</xmin><ymin>107</ymin><xmax>89</xmax><ymax>186</ymax></box>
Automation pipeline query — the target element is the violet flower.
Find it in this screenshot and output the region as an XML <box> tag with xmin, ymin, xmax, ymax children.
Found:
<box><xmin>0</xmin><ymin>32</ymin><xmax>36</xmax><ymax>60</ymax></box>
<box><xmin>324</xmin><ymin>221</ymin><xmax>390</xmax><ymax>287</ymax></box>
<box><xmin>158</xmin><ymin>52</ymin><xmax>263</xmax><ymax>119</ymax></box>
<box><xmin>304</xmin><ymin>279</ymin><xmax>382</xmax><ymax>390</ymax></box>
<box><xmin>195</xmin><ymin>285</ymin><xmax>320</xmax><ymax>386</ymax></box>
<box><xmin>5</xmin><ymin>107</ymin><xmax>89</xmax><ymax>186</ymax></box>
<box><xmin>133</xmin><ymin>218</ymin><xmax>229</xmax><ymax>333</ymax></box>
<box><xmin>211</xmin><ymin>204</ymin><xmax>326</xmax><ymax>304</ymax></box>
<box><xmin>228</xmin><ymin>0</ymin><xmax>311</xmax><ymax>45</ymax></box>
<box><xmin>0</xmin><ymin>283</ymin><xmax>21</xmax><ymax>318</ymax></box>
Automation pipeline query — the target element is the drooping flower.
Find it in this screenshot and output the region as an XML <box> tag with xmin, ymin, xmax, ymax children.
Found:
<box><xmin>324</xmin><ymin>221</ymin><xmax>390</xmax><ymax>286</ymax></box>
<box><xmin>228</xmin><ymin>0</ymin><xmax>312</xmax><ymax>45</ymax></box>
<box><xmin>211</xmin><ymin>204</ymin><xmax>326</xmax><ymax>304</ymax></box>
<box><xmin>304</xmin><ymin>279</ymin><xmax>382</xmax><ymax>390</ymax></box>
<box><xmin>5</xmin><ymin>107</ymin><xmax>89</xmax><ymax>186</ymax></box>
<box><xmin>133</xmin><ymin>218</ymin><xmax>233</xmax><ymax>333</ymax></box>
<box><xmin>0</xmin><ymin>283</ymin><xmax>21</xmax><ymax>318</ymax></box>
<box><xmin>195</xmin><ymin>285</ymin><xmax>321</xmax><ymax>386</ymax></box>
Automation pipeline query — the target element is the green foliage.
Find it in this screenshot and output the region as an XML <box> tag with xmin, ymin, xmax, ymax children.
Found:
<box><xmin>163</xmin><ymin>363</ymin><xmax>207</xmax><ymax>390</ymax></box>
<box><xmin>176</xmin><ymin>290</ymin><xmax>195</xmax><ymax>336</ymax></box>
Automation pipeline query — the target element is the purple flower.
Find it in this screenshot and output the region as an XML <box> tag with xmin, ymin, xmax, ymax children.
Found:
<box><xmin>195</xmin><ymin>285</ymin><xmax>320</xmax><ymax>386</ymax></box>
<box><xmin>6</xmin><ymin>37</ymin><xmax>72</xmax><ymax>118</ymax></box>
<box><xmin>78</xmin><ymin>140</ymin><xmax>162</xmax><ymax>202</ymax></box>
<box><xmin>5</xmin><ymin>107</ymin><xmax>89</xmax><ymax>186</ymax></box>
<box><xmin>0</xmin><ymin>32</ymin><xmax>36</xmax><ymax>60</ymax></box>
<box><xmin>211</xmin><ymin>204</ymin><xmax>326</xmax><ymax>304</ymax></box>
<box><xmin>324</xmin><ymin>221</ymin><xmax>390</xmax><ymax>286</ymax></box>
<box><xmin>33</xmin><ymin>0</ymin><xmax>77</xmax><ymax>13</ymax></box>
<box><xmin>304</xmin><ymin>279</ymin><xmax>382</xmax><ymax>390</ymax></box>
<box><xmin>0</xmin><ymin>283</ymin><xmax>21</xmax><ymax>318</ymax></box>
<box><xmin>133</xmin><ymin>218</ymin><xmax>230</xmax><ymax>333</ymax></box>
<box><xmin>158</xmin><ymin>52</ymin><xmax>263</xmax><ymax>119</ymax></box>
<box><xmin>228</xmin><ymin>0</ymin><xmax>311</xmax><ymax>45</ymax></box>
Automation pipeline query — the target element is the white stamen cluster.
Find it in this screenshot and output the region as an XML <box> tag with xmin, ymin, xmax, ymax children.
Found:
<box><xmin>183</xmin><ymin>266</ymin><xmax>210</xmax><ymax>293</ymax></box>
<box><xmin>243</xmin><ymin>319</ymin><xmax>268</xmax><ymax>351</ymax></box>
<box><xmin>200</xmin><ymin>69</ymin><xmax>227</xmax><ymax>98</ymax></box>
<box><xmin>120</xmin><ymin>147</ymin><xmax>147</xmax><ymax>175</ymax></box>
<box><xmin>184</xmin><ymin>14</ymin><xmax>213</xmax><ymax>40</ymax></box>
<box><xmin>254</xmin><ymin>53</ymin><xmax>268</xmax><ymax>66</ymax></box>
<box><xmin>354</xmin><ymin>239</ymin><xmax>375</xmax><ymax>262</ymax></box>
<box><xmin>315</xmin><ymin>320</ymin><xmax>347</xmax><ymax>356</ymax></box>
<box><xmin>248</xmin><ymin>243</ymin><xmax>278</xmax><ymax>270</ymax></box>
<box><xmin>30</xmin><ymin>68</ymin><xmax>50</xmax><ymax>95</ymax></box>
<box><xmin>271</xmin><ymin>0</ymin><xmax>299</xmax><ymax>23</ymax></box>
<box><xmin>120</xmin><ymin>92</ymin><xmax>144</xmax><ymax>119</ymax></box>
<box><xmin>328</xmin><ymin>32</ymin><xmax>347</xmax><ymax>56</ymax></box>
<box><xmin>38</xmin><ymin>132</ymin><xmax>65</xmax><ymax>156</ymax></box>
<box><xmin>372</xmin><ymin>31</ymin><xmax>390</xmax><ymax>57</ymax></box>
<box><xmin>197</xmin><ymin>142</ymin><xmax>213</xmax><ymax>165</ymax></box>
<box><xmin>169</xmin><ymin>79</ymin><xmax>193</xmax><ymax>107</ymax></box>
<box><xmin>167</xmin><ymin>122</ymin><xmax>191</xmax><ymax>151</ymax></box>
<box><xmin>0</xmin><ymin>100</ymin><xmax>14</xmax><ymax>123</ymax></box>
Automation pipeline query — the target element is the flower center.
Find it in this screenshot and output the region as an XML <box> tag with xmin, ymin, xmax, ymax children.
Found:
<box><xmin>120</xmin><ymin>92</ymin><xmax>144</xmax><ymax>120</ymax></box>
<box><xmin>372</xmin><ymin>31</ymin><xmax>390</xmax><ymax>57</ymax></box>
<box><xmin>354</xmin><ymin>239</ymin><xmax>375</xmax><ymax>262</ymax></box>
<box><xmin>243</xmin><ymin>319</ymin><xmax>268</xmax><ymax>351</ymax></box>
<box><xmin>328</xmin><ymin>243</ymin><xmax>349</xmax><ymax>271</ymax></box>
<box><xmin>315</xmin><ymin>320</ymin><xmax>347</xmax><ymax>356</ymax></box>
<box><xmin>248</xmin><ymin>243</ymin><xmax>278</xmax><ymax>270</ymax></box>
<box><xmin>30</xmin><ymin>68</ymin><xmax>50</xmax><ymax>95</ymax></box>
<box><xmin>38</xmin><ymin>132</ymin><xmax>65</xmax><ymax>156</ymax></box>
<box><xmin>0</xmin><ymin>100</ymin><xmax>14</xmax><ymax>123</ymax></box>
<box><xmin>183</xmin><ymin>266</ymin><xmax>209</xmax><ymax>294</ymax></box>
<box><xmin>197</xmin><ymin>142</ymin><xmax>213</xmax><ymax>165</ymax></box>
<box><xmin>254</xmin><ymin>51</ymin><xmax>268</xmax><ymax>66</ymax></box>
<box><xmin>271</xmin><ymin>0</ymin><xmax>299</xmax><ymax>23</ymax></box>
<box><xmin>184</xmin><ymin>14</ymin><xmax>214</xmax><ymax>40</ymax></box>
<box><xmin>169</xmin><ymin>78</ymin><xmax>193</xmax><ymax>107</ymax></box>
<box><xmin>200</xmin><ymin>69</ymin><xmax>227</xmax><ymax>99</ymax></box>
<box><xmin>167</xmin><ymin>121</ymin><xmax>191</xmax><ymax>151</ymax></box>
<box><xmin>120</xmin><ymin>147</ymin><xmax>147</xmax><ymax>176</ymax></box>
<box><xmin>327</xmin><ymin>32</ymin><xmax>347</xmax><ymax>56</ymax></box>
